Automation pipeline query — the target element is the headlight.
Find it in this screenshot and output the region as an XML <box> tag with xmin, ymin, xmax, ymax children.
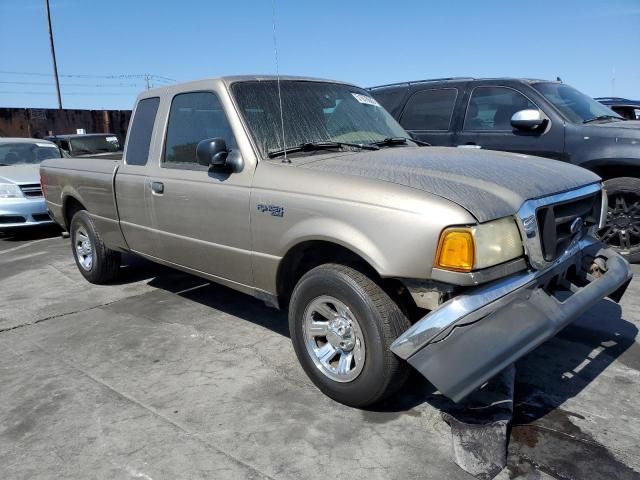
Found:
<box><xmin>0</xmin><ymin>183</ymin><xmax>23</xmax><ymax>199</ymax></box>
<box><xmin>435</xmin><ymin>217</ymin><xmax>523</xmax><ymax>272</ymax></box>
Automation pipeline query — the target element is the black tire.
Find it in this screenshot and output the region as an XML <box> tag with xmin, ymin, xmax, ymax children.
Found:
<box><xmin>288</xmin><ymin>264</ymin><xmax>411</xmax><ymax>408</ymax></box>
<box><xmin>70</xmin><ymin>210</ymin><xmax>121</xmax><ymax>283</ymax></box>
<box><xmin>600</xmin><ymin>177</ymin><xmax>640</xmax><ymax>263</ymax></box>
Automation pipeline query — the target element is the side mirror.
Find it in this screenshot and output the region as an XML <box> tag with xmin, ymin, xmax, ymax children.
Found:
<box><xmin>197</xmin><ymin>138</ymin><xmax>228</xmax><ymax>167</ymax></box>
<box><xmin>511</xmin><ymin>109</ymin><xmax>546</xmax><ymax>130</ymax></box>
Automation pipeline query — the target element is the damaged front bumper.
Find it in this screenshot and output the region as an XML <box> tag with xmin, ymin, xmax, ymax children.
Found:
<box><xmin>391</xmin><ymin>238</ymin><xmax>632</xmax><ymax>403</ymax></box>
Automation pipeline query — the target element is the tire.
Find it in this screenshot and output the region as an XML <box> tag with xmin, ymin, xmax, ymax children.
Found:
<box><xmin>599</xmin><ymin>177</ymin><xmax>640</xmax><ymax>263</ymax></box>
<box><xmin>288</xmin><ymin>263</ymin><xmax>411</xmax><ymax>408</ymax></box>
<box><xmin>70</xmin><ymin>210</ymin><xmax>121</xmax><ymax>283</ymax></box>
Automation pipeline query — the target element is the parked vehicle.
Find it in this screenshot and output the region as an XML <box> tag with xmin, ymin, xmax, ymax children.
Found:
<box><xmin>369</xmin><ymin>78</ymin><xmax>640</xmax><ymax>262</ymax></box>
<box><xmin>0</xmin><ymin>138</ymin><xmax>63</xmax><ymax>231</ymax></box>
<box><xmin>45</xmin><ymin>133</ymin><xmax>123</xmax><ymax>159</ymax></box>
<box><xmin>41</xmin><ymin>76</ymin><xmax>632</xmax><ymax>407</ymax></box>
<box><xmin>596</xmin><ymin>97</ymin><xmax>640</xmax><ymax>120</ymax></box>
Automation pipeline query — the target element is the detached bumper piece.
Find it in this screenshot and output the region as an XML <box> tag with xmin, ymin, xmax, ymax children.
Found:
<box><xmin>391</xmin><ymin>241</ymin><xmax>632</xmax><ymax>403</ymax></box>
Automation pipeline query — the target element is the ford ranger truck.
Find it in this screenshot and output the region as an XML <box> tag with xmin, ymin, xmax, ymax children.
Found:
<box><xmin>40</xmin><ymin>76</ymin><xmax>633</xmax><ymax>408</ymax></box>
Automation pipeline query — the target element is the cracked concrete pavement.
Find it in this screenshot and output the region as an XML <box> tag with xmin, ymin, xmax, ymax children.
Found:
<box><xmin>1</xmin><ymin>228</ymin><xmax>639</xmax><ymax>479</ymax></box>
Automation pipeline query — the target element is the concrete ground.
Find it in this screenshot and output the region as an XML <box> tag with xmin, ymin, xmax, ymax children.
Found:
<box><xmin>1</xmin><ymin>227</ymin><xmax>639</xmax><ymax>480</ymax></box>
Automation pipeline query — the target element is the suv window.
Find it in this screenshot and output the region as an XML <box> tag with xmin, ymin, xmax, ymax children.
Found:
<box><xmin>464</xmin><ymin>87</ymin><xmax>536</xmax><ymax>131</ymax></box>
<box><xmin>125</xmin><ymin>97</ymin><xmax>159</xmax><ymax>166</ymax></box>
<box><xmin>400</xmin><ymin>88</ymin><xmax>458</xmax><ymax>131</ymax></box>
<box><xmin>164</xmin><ymin>91</ymin><xmax>236</xmax><ymax>166</ymax></box>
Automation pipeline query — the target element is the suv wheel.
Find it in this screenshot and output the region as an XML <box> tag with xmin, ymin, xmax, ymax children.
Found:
<box><xmin>600</xmin><ymin>177</ymin><xmax>640</xmax><ymax>263</ymax></box>
<box><xmin>288</xmin><ymin>264</ymin><xmax>410</xmax><ymax>407</ymax></box>
<box><xmin>70</xmin><ymin>210</ymin><xmax>121</xmax><ymax>283</ymax></box>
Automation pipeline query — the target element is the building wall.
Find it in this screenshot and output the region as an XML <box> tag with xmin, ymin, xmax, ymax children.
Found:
<box><xmin>0</xmin><ymin>108</ymin><xmax>131</xmax><ymax>141</ymax></box>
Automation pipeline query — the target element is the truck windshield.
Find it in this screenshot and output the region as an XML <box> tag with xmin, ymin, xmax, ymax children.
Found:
<box><xmin>0</xmin><ymin>142</ymin><xmax>62</xmax><ymax>166</ymax></box>
<box><xmin>532</xmin><ymin>83</ymin><xmax>623</xmax><ymax>124</ymax></box>
<box><xmin>69</xmin><ymin>135</ymin><xmax>122</xmax><ymax>155</ymax></box>
<box><xmin>232</xmin><ymin>80</ymin><xmax>408</xmax><ymax>159</ymax></box>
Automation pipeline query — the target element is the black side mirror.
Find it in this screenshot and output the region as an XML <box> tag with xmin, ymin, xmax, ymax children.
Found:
<box><xmin>197</xmin><ymin>138</ymin><xmax>228</xmax><ymax>167</ymax></box>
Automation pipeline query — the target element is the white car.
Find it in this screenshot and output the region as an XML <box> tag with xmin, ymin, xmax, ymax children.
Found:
<box><xmin>0</xmin><ymin>138</ymin><xmax>64</xmax><ymax>231</ymax></box>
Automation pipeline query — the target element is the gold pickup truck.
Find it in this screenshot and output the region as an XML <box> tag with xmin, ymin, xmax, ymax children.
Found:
<box><xmin>40</xmin><ymin>76</ymin><xmax>632</xmax><ymax>407</ymax></box>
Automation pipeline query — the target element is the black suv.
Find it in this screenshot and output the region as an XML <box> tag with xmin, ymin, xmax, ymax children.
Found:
<box><xmin>369</xmin><ymin>78</ymin><xmax>640</xmax><ymax>262</ymax></box>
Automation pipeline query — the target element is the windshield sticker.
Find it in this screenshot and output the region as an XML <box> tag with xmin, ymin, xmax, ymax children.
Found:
<box><xmin>36</xmin><ymin>143</ymin><xmax>58</xmax><ymax>148</ymax></box>
<box><xmin>351</xmin><ymin>93</ymin><xmax>381</xmax><ymax>107</ymax></box>
<box><xmin>106</xmin><ymin>136</ymin><xmax>119</xmax><ymax>143</ymax></box>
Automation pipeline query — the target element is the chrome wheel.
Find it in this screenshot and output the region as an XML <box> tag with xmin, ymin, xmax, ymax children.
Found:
<box><xmin>302</xmin><ymin>295</ymin><xmax>366</xmax><ymax>383</ymax></box>
<box><xmin>75</xmin><ymin>226</ymin><xmax>93</xmax><ymax>271</ymax></box>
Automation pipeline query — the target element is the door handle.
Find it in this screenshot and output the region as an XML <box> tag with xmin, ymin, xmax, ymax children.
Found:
<box><xmin>150</xmin><ymin>181</ymin><xmax>164</xmax><ymax>195</ymax></box>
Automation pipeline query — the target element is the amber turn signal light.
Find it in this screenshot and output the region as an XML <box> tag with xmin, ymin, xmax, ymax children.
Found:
<box><xmin>435</xmin><ymin>228</ymin><xmax>474</xmax><ymax>272</ymax></box>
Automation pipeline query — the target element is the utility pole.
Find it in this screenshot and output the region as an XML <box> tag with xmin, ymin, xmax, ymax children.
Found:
<box><xmin>145</xmin><ymin>74</ymin><xmax>151</xmax><ymax>90</ymax></box>
<box><xmin>45</xmin><ymin>0</ymin><xmax>62</xmax><ymax>109</ymax></box>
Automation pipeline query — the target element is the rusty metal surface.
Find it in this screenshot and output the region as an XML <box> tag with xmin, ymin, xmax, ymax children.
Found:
<box><xmin>0</xmin><ymin>108</ymin><xmax>131</xmax><ymax>140</ymax></box>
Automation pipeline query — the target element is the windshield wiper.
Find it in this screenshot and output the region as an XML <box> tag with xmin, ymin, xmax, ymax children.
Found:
<box><xmin>583</xmin><ymin>115</ymin><xmax>624</xmax><ymax>124</ymax></box>
<box><xmin>369</xmin><ymin>137</ymin><xmax>431</xmax><ymax>147</ymax></box>
<box><xmin>268</xmin><ymin>141</ymin><xmax>379</xmax><ymax>159</ymax></box>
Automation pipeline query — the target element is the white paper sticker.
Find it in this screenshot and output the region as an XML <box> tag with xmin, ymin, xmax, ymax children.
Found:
<box><xmin>106</xmin><ymin>136</ymin><xmax>119</xmax><ymax>142</ymax></box>
<box><xmin>351</xmin><ymin>92</ymin><xmax>381</xmax><ymax>107</ymax></box>
<box><xmin>36</xmin><ymin>142</ymin><xmax>58</xmax><ymax>148</ymax></box>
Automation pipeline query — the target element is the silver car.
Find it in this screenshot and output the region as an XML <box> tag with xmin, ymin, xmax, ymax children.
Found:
<box><xmin>0</xmin><ymin>138</ymin><xmax>63</xmax><ymax>231</ymax></box>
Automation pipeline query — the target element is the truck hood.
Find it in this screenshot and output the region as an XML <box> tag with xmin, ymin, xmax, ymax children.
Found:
<box><xmin>298</xmin><ymin>147</ymin><xmax>601</xmax><ymax>222</ymax></box>
<box><xmin>0</xmin><ymin>164</ymin><xmax>40</xmax><ymax>185</ymax></box>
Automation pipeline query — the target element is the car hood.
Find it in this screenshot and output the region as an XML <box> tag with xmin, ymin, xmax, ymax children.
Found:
<box><xmin>590</xmin><ymin>119</ymin><xmax>640</xmax><ymax>130</ymax></box>
<box><xmin>297</xmin><ymin>147</ymin><xmax>601</xmax><ymax>222</ymax></box>
<box><xmin>0</xmin><ymin>164</ymin><xmax>40</xmax><ymax>185</ymax></box>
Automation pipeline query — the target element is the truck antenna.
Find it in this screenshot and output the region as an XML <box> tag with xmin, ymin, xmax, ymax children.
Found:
<box><xmin>272</xmin><ymin>0</ymin><xmax>289</xmax><ymax>163</ymax></box>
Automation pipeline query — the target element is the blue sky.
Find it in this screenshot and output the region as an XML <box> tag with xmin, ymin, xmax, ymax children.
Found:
<box><xmin>1</xmin><ymin>0</ymin><xmax>638</xmax><ymax>110</ymax></box>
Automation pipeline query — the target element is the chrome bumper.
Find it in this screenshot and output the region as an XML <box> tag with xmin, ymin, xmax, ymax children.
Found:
<box><xmin>391</xmin><ymin>238</ymin><xmax>632</xmax><ymax>402</ymax></box>
<box><xmin>0</xmin><ymin>197</ymin><xmax>53</xmax><ymax>229</ymax></box>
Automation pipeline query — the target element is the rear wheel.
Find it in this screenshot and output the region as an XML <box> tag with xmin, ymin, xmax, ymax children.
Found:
<box><xmin>289</xmin><ymin>264</ymin><xmax>411</xmax><ymax>407</ymax></box>
<box><xmin>599</xmin><ymin>177</ymin><xmax>640</xmax><ymax>263</ymax></box>
<box><xmin>70</xmin><ymin>210</ymin><xmax>121</xmax><ymax>283</ymax></box>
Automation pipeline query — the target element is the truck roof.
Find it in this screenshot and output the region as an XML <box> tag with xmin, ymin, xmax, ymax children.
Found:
<box><xmin>138</xmin><ymin>75</ymin><xmax>354</xmax><ymax>99</ymax></box>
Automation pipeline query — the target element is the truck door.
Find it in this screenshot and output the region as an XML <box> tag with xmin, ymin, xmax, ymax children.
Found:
<box><xmin>398</xmin><ymin>87</ymin><xmax>459</xmax><ymax>146</ymax></box>
<box><xmin>454</xmin><ymin>85</ymin><xmax>565</xmax><ymax>160</ymax></box>
<box><xmin>115</xmin><ymin>96</ymin><xmax>161</xmax><ymax>256</ymax></box>
<box><xmin>145</xmin><ymin>90</ymin><xmax>252</xmax><ymax>285</ymax></box>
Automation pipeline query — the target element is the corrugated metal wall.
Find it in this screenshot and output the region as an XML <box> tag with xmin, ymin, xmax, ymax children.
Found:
<box><xmin>0</xmin><ymin>108</ymin><xmax>131</xmax><ymax>140</ymax></box>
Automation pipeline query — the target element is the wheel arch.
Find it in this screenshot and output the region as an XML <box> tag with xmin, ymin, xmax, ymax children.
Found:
<box><xmin>62</xmin><ymin>195</ymin><xmax>87</xmax><ymax>230</ymax></box>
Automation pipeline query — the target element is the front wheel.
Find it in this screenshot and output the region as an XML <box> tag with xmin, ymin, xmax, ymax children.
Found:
<box><xmin>70</xmin><ymin>210</ymin><xmax>121</xmax><ymax>283</ymax></box>
<box><xmin>288</xmin><ymin>264</ymin><xmax>411</xmax><ymax>407</ymax></box>
<box><xmin>599</xmin><ymin>177</ymin><xmax>640</xmax><ymax>263</ymax></box>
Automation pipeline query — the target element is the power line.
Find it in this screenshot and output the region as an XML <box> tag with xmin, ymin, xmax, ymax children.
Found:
<box><xmin>0</xmin><ymin>70</ymin><xmax>176</xmax><ymax>82</ymax></box>
<box><xmin>0</xmin><ymin>80</ymin><xmax>145</xmax><ymax>88</ymax></box>
<box><xmin>0</xmin><ymin>91</ymin><xmax>139</xmax><ymax>96</ymax></box>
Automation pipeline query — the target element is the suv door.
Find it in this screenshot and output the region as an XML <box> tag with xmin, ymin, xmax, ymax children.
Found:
<box><xmin>146</xmin><ymin>90</ymin><xmax>252</xmax><ymax>285</ymax></box>
<box><xmin>455</xmin><ymin>84</ymin><xmax>565</xmax><ymax>159</ymax></box>
<box><xmin>398</xmin><ymin>87</ymin><xmax>459</xmax><ymax>146</ymax></box>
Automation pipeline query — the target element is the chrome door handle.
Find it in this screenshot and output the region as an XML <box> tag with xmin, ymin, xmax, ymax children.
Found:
<box><xmin>151</xmin><ymin>181</ymin><xmax>164</xmax><ymax>194</ymax></box>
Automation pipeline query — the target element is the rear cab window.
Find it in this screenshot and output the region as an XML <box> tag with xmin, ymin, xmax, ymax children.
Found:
<box><xmin>163</xmin><ymin>91</ymin><xmax>237</xmax><ymax>168</ymax></box>
<box><xmin>400</xmin><ymin>88</ymin><xmax>458</xmax><ymax>131</ymax></box>
<box><xmin>125</xmin><ymin>97</ymin><xmax>160</xmax><ymax>166</ymax></box>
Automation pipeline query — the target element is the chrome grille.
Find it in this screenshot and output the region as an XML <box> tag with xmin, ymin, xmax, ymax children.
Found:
<box><xmin>517</xmin><ymin>183</ymin><xmax>604</xmax><ymax>270</ymax></box>
<box><xmin>19</xmin><ymin>184</ymin><xmax>43</xmax><ymax>198</ymax></box>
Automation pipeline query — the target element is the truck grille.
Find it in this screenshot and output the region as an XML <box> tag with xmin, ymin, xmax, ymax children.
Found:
<box><xmin>536</xmin><ymin>190</ymin><xmax>601</xmax><ymax>262</ymax></box>
<box><xmin>19</xmin><ymin>184</ymin><xmax>43</xmax><ymax>198</ymax></box>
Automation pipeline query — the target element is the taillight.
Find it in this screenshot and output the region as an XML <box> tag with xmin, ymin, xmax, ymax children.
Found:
<box><xmin>40</xmin><ymin>173</ymin><xmax>47</xmax><ymax>196</ymax></box>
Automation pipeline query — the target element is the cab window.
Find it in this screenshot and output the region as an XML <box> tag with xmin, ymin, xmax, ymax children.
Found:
<box><xmin>164</xmin><ymin>91</ymin><xmax>236</xmax><ymax>166</ymax></box>
<box><xmin>400</xmin><ymin>88</ymin><xmax>458</xmax><ymax>131</ymax></box>
<box><xmin>464</xmin><ymin>87</ymin><xmax>537</xmax><ymax>131</ymax></box>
